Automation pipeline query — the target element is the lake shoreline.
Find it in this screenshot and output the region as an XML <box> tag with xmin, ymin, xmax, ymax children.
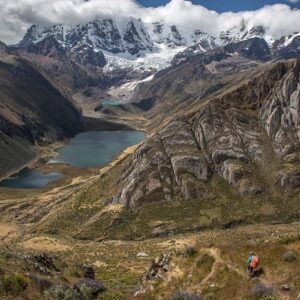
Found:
<box><xmin>0</xmin><ymin>140</ymin><xmax>68</xmax><ymax>183</ymax></box>
<box><xmin>0</xmin><ymin>92</ymin><xmax>146</xmax><ymax>185</ymax></box>
<box><xmin>0</xmin><ymin>130</ymin><xmax>145</xmax><ymax>189</ymax></box>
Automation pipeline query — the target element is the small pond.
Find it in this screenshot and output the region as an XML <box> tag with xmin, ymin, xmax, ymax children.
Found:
<box><xmin>101</xmin><ymin>99</ymin><xmax>121</xmax><ymax>107</ymax></box>
<box><xmin>0</xmin><ymin>169</ymin><xmax>61</xmax><ymax>189</ymax></box>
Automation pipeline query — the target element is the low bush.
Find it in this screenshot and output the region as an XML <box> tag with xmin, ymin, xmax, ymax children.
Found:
<box><xmin>78</xmin><ymin>284</ymin><xmax>94</xmax><ymax>300</ymax></box>
<box><xmin>169</xmin><ymin>291</ymin><xmax>202</xmax><ymax>300</ymax></box>
<box><xmin>204</xmin><ymin>293</ymin><xmax>216</xmax><ymax>300</ymax></box>
<box><xmin>45</xmin><ymin>284</ymin><xmax>81</xmax><ymax>300</ymax></box>
<box><xmin>185</xmin><ymin>246</ymin><xmax>197</xmax><ymax>257</ymax></box>
<box><xmin>75</xmin><ymin>278</ymin><xmax>107</xmax><ymax>299</ymax></box>
<box><xmin>0</xmin><ymin>273</ymin><xmax>31</xmax><ymax>296</ymax></box>
<box><xmin>250</xmin><ymin>283</ymin><xmax>273</xmax><ymax>299</ymax></box>
<box><xmin>28</xmin><ymin>274</ymin><xmax>53</xmax><ymax>292</ymax></box>
<box><xmin>196</xmin><ymin>253</ymin><xmax>215</xmax><ymax>268</ymax></box>
<box><xmin>282</xmin><ymin>251</ymin><xmax>296</xmax><ymax>263</ymax></box>
<box><xmin>280</xmin><ymin>234</ymin><xmax>300</xmax><ymax>245</ymax></box>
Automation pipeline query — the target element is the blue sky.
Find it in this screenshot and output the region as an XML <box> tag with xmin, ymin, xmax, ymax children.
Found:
<box><xmin>137</xmin><ymin>0</ymin><xmax>300</xmax><ymax>12</ymax></box>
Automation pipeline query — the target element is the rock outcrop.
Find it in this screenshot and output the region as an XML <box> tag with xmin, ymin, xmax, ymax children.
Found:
<box><xmin>117</xmin><ymin>59</ymin><xmax>300</xmax><ymax>209</ymax></box>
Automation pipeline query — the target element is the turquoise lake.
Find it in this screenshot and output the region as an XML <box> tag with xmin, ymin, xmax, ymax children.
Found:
<box><xmin>101</xmin><ymin>99</ymin><xmax>121</xmax><ymax>107</ymax></box>
<box><xmin>49</xmin><ymin>131</ymin><xmax>144</xmax><ymax>168</ymax></box>
<box><xmin>0</xmin><ymin>169</ymin><xmax>62</xmax><ymax>189</ymax></box>
<box><xmin>0</xmin><ymin>131</ymin><xmax>144</xmax><ymax>189</ymax></box>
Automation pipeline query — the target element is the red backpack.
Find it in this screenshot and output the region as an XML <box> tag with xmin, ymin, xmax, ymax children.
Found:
<box><xmin>250</xmin><ymin>256</ymin><xmax>259</xmax><ymax>268</ymax></box>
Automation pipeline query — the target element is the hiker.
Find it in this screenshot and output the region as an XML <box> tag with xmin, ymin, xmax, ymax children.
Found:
<box><xmin>247</xmin><ymin>252</ymin><xmax>259</xmax><ymax>278</ymax></box>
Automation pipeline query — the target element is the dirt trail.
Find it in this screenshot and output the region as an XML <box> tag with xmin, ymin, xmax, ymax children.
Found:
<box><xmin>199</xmin><ymin>247</ymin><xmax>247</xmax><ymax>291</ymax></box>
<box><xmin>19</xmin><ymin>236</ymin><xmax>71</xmax><ymax>252</ymax></box>
<box><xmin>198</xmin><ymin>248</ymin><xmax>289</xmax><ymax>300</ymax></box>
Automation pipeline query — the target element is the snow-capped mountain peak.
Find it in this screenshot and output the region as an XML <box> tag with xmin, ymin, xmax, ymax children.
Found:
<box><xmin>19</xmin><ymin>16</ymin><xmax>155</xmax><ymax>56</ymax></box>
<box><xmin>219</xmin><ymin>25</ymin><xmax>275</xmax><ymax>47</ymax></box>
<box><xmin>16</xmin><ymin>18</ymin><xmax>300</xmax><ymax>73</ymax></box>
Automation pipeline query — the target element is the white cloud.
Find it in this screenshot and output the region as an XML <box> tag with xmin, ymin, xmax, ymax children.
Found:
<box><xmin>0</xmin><ymin>0</ymin><xmax>300</xmax><ymax>44</ymax></box>
<box><xmin>288</xmin><ymin>0</ymin><xmax>300</xmax><ymax>3</ymax></box>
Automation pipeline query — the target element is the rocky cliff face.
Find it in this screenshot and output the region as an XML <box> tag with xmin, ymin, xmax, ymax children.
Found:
<box><xmin>117</xmin><ymin>59</ymin><xmax>300</xmax><ymax>208</ymax></box>
<box><xmin>16</xmin><ymin>35</ymin><xmax>108</xmax><ymax>98</ymax></box>
<box><xmin>273</xmin><ymin>35</ymin><xmax>300</xmax><ymax>59</ymax></box>
<box><xmin>172</xmin><ymin>38</ymin><xmax>271</xmax><ymax>66</ymax></box>
<box><xmin>19</xmin><ymin>17</ymin><xmax>153</xmax><ymax>56</ymax></box>
<box><xmin>0</xmin><ymin>42</ymin><xmax>83</xmax><ymax>177</ymax></box>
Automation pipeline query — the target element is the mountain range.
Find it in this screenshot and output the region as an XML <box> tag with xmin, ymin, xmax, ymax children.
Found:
<box><xmin>0</xmin><ymin>12</ymin><xmax>299</xmax><ymax>300</ymax></box>
<box><xmin>12</xmin><ymin>17</ymin><xmax>300</xmax><ymax>100</ymax></box>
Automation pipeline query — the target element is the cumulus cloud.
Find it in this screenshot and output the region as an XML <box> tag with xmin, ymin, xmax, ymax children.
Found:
<box><xmin>0</xmin><ymin>0</ymin><xmax>300</xmax><ymax>44</ymax></box>
<box><xmin>288</xmin><ymin>0</ymin><xmax>300</xmax><ymax>3</ymax></box>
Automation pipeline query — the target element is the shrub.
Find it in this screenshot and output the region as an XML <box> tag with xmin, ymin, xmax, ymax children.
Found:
<box><xmin>28</xmin><ymin>274</ymin><xmax>53</xmax><ymax>292</ymax></box>
<box><xmin>196</xmin><ymin>253</ymin><xmax>215</xmax><ymax>268</ymax></box>
<box><xmin>45</xmin><ymin>284</ymin><xmax>81</xmax><ymax>300</ymax></box>
<box><xmin>81</xmin><ymin>265</ymin><xmax>95</xmax><ymax>279</ymax></box>
<box><xmin>280</xmin><ymin>234</ymin><xmax>300</xmax><ymax>245</ymax></box>
<box><xmin>169</xmin><ymin>291</ymin><xmax>202</xmax><ymax>300</ymax></box>
<box><xmin>0</xmin><ymin>273</ymin><xmax>31</xmax><ymax>296</ymax></box>
<box><xmin>71</xmin><ymin>270</ymin><xmax>82</xmax><ymax>278</ymax></box>
<box><xmin>79</xmin><ymin>284</ymin><xmax>94</xmax><ymax>300</ymax></box>
<box><xmin>282</xmin><ymin>251</ymin><xmax>296</xmax><ymax>263</ymax></box>
<box><xmin>204</xmin><ymin>293</ymin><xmax>216</xmax><ymax>300</ymax></box>
<box><xmin>250</xmin><ymin>284</ymin><xmax>273</xmax><ymax>299</ymax></box>
<box><xmin>185</xmin><ymin>246</ymin><xmax>197</xmax><ymax>257</ymax></box>
<box><xmin>74</xmin><ymin>278</ymin><xmax>107</xmax><ymax>299</ymax></box>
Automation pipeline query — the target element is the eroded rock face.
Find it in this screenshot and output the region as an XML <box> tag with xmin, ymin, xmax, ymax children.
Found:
<box><xmin>117</xmin><ymin>60</ymin><xmax>300</xmax><ymax>208</ymax></box>
<box><xmin>261</xmin><ymin>60</ymin><xmax>300</xmax><ymax>156</ymax></box>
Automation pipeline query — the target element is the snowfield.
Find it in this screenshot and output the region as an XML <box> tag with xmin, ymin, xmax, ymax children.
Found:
<box><xmin>103</xmin><ymin>43</ymin><xmax>185</xmax><ymax>72</ymax></box>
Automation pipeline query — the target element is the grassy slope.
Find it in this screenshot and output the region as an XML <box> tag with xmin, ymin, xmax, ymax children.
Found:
<box><xmin>29</xmin><ymin>133</ymin><xmax>300</xmax><ymax>241</ymax></box>
<box><xmin>1</xmin><ymin>222</ymin><xmax>299</xmax><ymax>299</ymax></box>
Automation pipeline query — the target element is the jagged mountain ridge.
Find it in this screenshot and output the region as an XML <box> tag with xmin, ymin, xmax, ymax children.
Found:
<box><xmin>16</xmin><ymin>16</ymin><xmax>300</xmax><ymax>73</ymax></box>
<box><xmin>19</xmin><ymin>17</ymin><xmax>153</xmax><ymax>56</ymax></box>
<box><xmin>13</xmin><ymin>17</ymin><xmax>300</xmax><ymax>102</ymax></box>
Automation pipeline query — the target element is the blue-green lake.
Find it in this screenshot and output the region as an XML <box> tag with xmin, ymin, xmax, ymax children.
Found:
<box><xmin>0</xmin><ymin>131</ymin><xmax>144</xmax><ymax>189</ymax></box>
<box><xmin>0</xmin><ymin>169</ymin><xmax>62</xmax><ymax>189</ymax></box>
<box><xmin>50</xmin><ymin>131</ymin><xmax>144</xmax><ymax>168</ymax></box>
<box><xmin>101</xmin><ymin>99</ymin><xmax>121</xmax><ymax>107</ymax></box>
